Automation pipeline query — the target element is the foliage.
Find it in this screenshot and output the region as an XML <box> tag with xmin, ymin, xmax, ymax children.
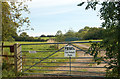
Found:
<box><xmin>2</xmin><ymin>40</ymin><xmax>102</xmax><ymax>77</ymax></box>
<box><xmin>64</xmin><ymin>30</ymin><xmax>75</xmax><ymax>38</ymax></box>
<box><xmin>2</xmin><ymin>58</ymin><xmax>25</xmax><ymax>77</ymax></box>
<box><xmin>78</xmin><ymin>26</ymin><xmax>90</xmax><ymax>39</ymax></box>
<box><xmin>55</xmin><ymin>30</ymin><xmax>65</xmax><ymax>42</ymax></box>
<box><xmin>12</xmin><ymin>32</ymin><xmax>50</xmax><ymax>42</ymax></box>
<box><xmin>40</xmin><ymin>34</ymin><xmax>46</xmax><ymax>37</ymax></box>
<box><xmin>83</xmin><ymin>27</ymin><xmax>104</xmax><ymax>40</ymax></box>
<box><xmin>78</xmin><ymin>1</ymin><xmax>120</xmax><ymax>77</ymax></box>
<box><xmin>56</xmin><ymin>27</ymin><xmax>104</xmax><ymax>42</ymax></box>
<box><xmin>2</xmin><ymin>59</ymin><xmax>20</xmax><ymax>77</ymax></box>
<box><xmin>2</xmin><ymin>2</ymin><xmax>31</xmax><ymax>41</ymax></box>
<box><xmin>14</xmin><ymin>42</ymin><xmax>66</xmax><ymax>74</ymax></box>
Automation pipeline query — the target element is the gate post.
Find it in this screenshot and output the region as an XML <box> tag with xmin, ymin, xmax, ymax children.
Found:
<box><xmin>14</xmin><ymin>43</ymin><xmax>22</xmax><ymax>76</ymax></box>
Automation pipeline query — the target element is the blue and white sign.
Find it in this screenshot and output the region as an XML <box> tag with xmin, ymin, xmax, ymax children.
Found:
<box><xmin>64</xmin><ymin>46</ymin><xmax>76</xmax><ymax>57</ymax></box>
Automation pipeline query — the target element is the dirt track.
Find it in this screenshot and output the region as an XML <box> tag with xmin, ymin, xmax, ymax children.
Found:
<box><xmin>75</xmin><ymin>44</ymin><xmax>90</xmax><ymax>49</ymax></box>
<box><xmin>23</xmin><ymin>43</ymin><xmax>106</xmax><ymax>77</ymax></box>
<box><xmin>47</xmin><ymin>44</ymin><xmax>106</xmax><ymax>76</ymax></box>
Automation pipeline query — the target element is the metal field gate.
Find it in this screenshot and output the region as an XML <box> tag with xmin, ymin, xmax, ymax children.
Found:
<box><xmin>19</xmin><ymin>41</ymin><xmax>106</xmax><ymax>77</ymax></box>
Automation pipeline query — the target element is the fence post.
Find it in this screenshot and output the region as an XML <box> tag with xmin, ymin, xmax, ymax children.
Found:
<box><xmin>14</xmin><ymin>43</ymin><xmax>22</xmax><ymax>76</ymax></box>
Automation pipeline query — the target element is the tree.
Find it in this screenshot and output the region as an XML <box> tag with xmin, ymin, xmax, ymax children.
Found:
<box><xmin>75</xmin><ymin>32</ymin><xmax>82</xmax><ymax>39</ymax></box>
<box><xmin>83</xmin><ymin>27</ymin><xmax>104</xmax><ymax>40</ymax></box>
<box><xmin>55</xmin><ymin>30</ymin><xmax>62</xmax><ymax>36</ymax></box>
<box><xmin>55</xmin><ymin>30</ymin><xmax>65</xmax><ymax>42</ymax></box>
<box><xmin>19</xmin><ymin>32</ymin><xmax>29</xmax><ymax>41</ymax></box>
<box><xmin>40</xmin><ymin>34</ymin><xmax>46</xmax><ymax>37</ymax></box>
<box><xmin>2</xmin><ymin>2</ymin><xmax>31</xmax><ymax>41</ymax></box>
<box><xmin>20</xmin><ymin>32</ymin><xmax>28</xmax><ymax>37</ymax></box>
<box><xmin>64</xmin><ymin>30</ymin><xmax>75</xmax><ymax>38</ymax></box>
<box><xmin>64</xmin><ymin>30</ymin><xmax>78</xmax><ymax>41</ymax></box>
<box><xmin>78</xmin><ymin>1</ymin><xmax>120</xmax><ymax>77</ymax></box>
<box><xmin>11</xmin><ymin>32</ymin><xmax>19</xmax><ymax>41</ymax></box>
<box><xmin>78</xmin><ymin>26</ymin><xmax>90</xmax><ymax>39</ymax></box>
<box><xmin>47</xmin><ymin>35</ymin><xmax>55</xmax><ymax>37</ymax></box>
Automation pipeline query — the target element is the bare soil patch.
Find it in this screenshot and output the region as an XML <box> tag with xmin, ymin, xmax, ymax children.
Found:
<box><xmin>23</xmin><ymin>44</ymin><xmax>106</xmax><ymax>77</ymax></box>
<box><xmin>47</xmin><ymin>44</ymin><xmax>106</xmax><ymax>76</ymax></box>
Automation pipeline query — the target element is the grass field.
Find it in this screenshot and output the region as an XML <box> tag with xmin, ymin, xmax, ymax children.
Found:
<box><xmin>2</xmin><ymin>40</ymin><xmax>102</xmax><ymax>76</ymax></box>
<box><xmin>21</xmin><ymin>44</ymin><xmax>66</xmax><ymax>74</ymax></box>
<box><xmin>41</xmin><ymin>37</ymin><xmax>56</xmax><ymax>40</ymax></box>
<box><xmin>3</xmin><ymin>39</ymin><xmax>102</xmax><ymax>45</ymax></box>
<box><xmin>3</xmin><ymin>41</ymin><xmax>66</xmax><ymax>75</ymax></box>
<box><xmin>72</xmin><ymin>39</ymin><xmax>102</xmax><ymax>47</ymax></box>
<box><xmin>4</xmin><ymin>41</ymin><xmax>47</xmax><ymax>45</ymax></box>
<box><xmin>34</xmin><ymin>37</ymin><xmax>56</xmax><ymax>40</ymax></box>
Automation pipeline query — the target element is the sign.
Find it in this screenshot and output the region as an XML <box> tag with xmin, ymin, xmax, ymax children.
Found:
<box><xmin>29</xmin><ymin>51</ymin><xmax>36</xmax><ymax>53</ymax></box>
<box><xmin>64</xmin><ymin>46</ymin><xmax>76</xmax><ymax>57</ymax></box>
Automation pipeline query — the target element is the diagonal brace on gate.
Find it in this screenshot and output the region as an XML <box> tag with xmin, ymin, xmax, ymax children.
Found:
<box><xmin>23</xmin><ymin>44</ymin><xmax>69</xmax><ymax>72</ymax></box>
<box><xmin>70</xmin><ymin>43</ymin><xmax>107</xmax><ymax>64</ymax></box>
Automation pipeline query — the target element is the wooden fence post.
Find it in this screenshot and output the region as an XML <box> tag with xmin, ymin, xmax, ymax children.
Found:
<box><xmin>14</xmin><ymin>43</ymin><xmax>22</xmax><ymax>76</ymax></box>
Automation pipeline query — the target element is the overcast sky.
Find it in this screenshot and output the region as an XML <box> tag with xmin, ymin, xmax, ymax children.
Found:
<box><xmin>18</xmin><ymin>0</ymin><xmax>102</xmax><ymax>37</ymax></box>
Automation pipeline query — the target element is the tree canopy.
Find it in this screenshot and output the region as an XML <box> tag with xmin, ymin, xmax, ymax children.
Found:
<box><xmin>78</xmin><ymin>1</ymin><xmax>120</xmax><ymax>77</ymax></box>
<box><xmin>2</xmin><ymin>2</ymin><xmax>31</xmax><ymax>41</ymax></box>
<box><xmin>55</xmin><ymin>26</ymin><xmax>104</xmax><ymax>42</ymax></box>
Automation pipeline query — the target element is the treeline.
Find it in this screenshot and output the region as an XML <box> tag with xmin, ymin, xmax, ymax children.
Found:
<box><xmin>11</xmin><ymin>32</ymin><xmax>55</xmax><ymax>42</ymax></box>
<box><xmin>10</xmin><ymin>26</ymin><xmax>104</xmax><ymax>42</ymax></box>
<box><xmin>56</xmin><ymin>26</ymin><xmax>105</xmax><ymax>42</ymax></box>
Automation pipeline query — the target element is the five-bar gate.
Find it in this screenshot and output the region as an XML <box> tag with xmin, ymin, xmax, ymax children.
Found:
<box><xmin>18</xmin><ymin>41</ymin><xmax>106</xmax><ymax>77</ymax></box>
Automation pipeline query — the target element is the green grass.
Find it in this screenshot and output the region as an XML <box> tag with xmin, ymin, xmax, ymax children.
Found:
<box><xmin>41</xmin><ymin>37</ymin><xmax>49</xmax><ymax>40</ymax></box>
<box><xmin>40</xmin><ymin>37</ymin><xmax>56</xmax><ymax>40</ymax></box>
<box><xmin>33</xmin><ymin>37</ymin><xmax>56</xmax><ymax>40</ymax></box>
<box><xmin>73</xmin><ymin>39</ymin><xmax>102</xmax><ymax>42</ymax></box>
<box><xmin>73</xmin><ymin>39</ymin><xmax>102</xmax><ymax>46</ymax></box>
<box><xmin>3</xmin><ymin>41</ymin><xmax>66</xmax><ymax>75</ymax></box>
<box><xmin>4</xmin><ymin>41</ymin><xmax>46</xmax><ymax>45</ymax></box>
<box><xmin>21</xmin><ymin>44</ymin><xmax>67</xmax><ymax>74</ymax></box>
<box><xmin>2</xmin><ymin>39</ymin><xmax>102</xmax><ymax>76</ymax></box>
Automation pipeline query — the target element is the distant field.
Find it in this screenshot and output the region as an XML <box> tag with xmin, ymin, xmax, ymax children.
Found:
<box><xmin>3</xmin><ymin>39</ymin><xmax>102</xmax><ymax>56</ymax></box>
<box><xmin>34</xmin><ymin>37</ymin><xmax>56</xmax><ymax>40</ymax></box>
<box><xmin>41</xmin><ymin>37</ymin><xmax>56</xmax><ymax>40</ymax></box>
<box><xmin>3</xmin><ymin>39</ymin><xmax>102</xmax><ymax>46</ymax></box>
<box><xmin>4</xmin><ymin>41</ymin><xmax>47</xmax><ymax>45</ymax></box>
<box><xmin>73</xmin><ymin>39</ymin><xmax>102</xmax><ymax>42</ymax></box>
<box><xmin>2</xmin><ymin>39</ymin><xmax>102</xmax><ymax>76</ymax></box>
<box><xmin>73</xmin><ymin>39</ymin><xmax>102</xmax><ymax>46</ymax></box>
<box><xmin>3</xmin><ymin>41</ymin><xmax>66</xmax><ymax>74</ymax></box>
<box><xmin>21</xmin><ymin>44</ymin><xmax>65</xmax><ymax>74</ymax></box>
<box><xmin>41</xmin><ymin>37</ymin><xmax>49</xmax><ymax>40</ymax></box>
